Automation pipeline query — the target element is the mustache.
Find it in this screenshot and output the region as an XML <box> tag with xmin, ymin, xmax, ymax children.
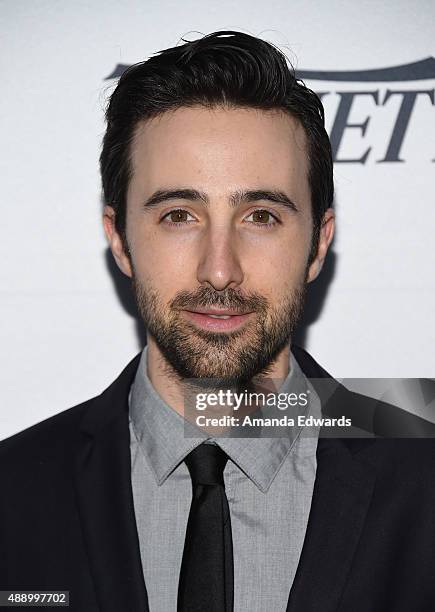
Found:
<box><xmin>170</xmin><ymin>286</ymin><xmax>268</xmax><ymax>313</ymax></box>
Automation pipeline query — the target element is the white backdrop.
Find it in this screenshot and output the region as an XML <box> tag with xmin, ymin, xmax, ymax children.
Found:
<box><xmin>1</xmin><ymin>0</ymin><xmax>434</xmax><ymax>440</ymax></box>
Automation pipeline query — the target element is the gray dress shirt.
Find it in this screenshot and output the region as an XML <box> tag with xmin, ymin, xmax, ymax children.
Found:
<box><xmin>129</xmin><ymin>346</ymin><xmax>321</xmax><ymax>612</ymax></box>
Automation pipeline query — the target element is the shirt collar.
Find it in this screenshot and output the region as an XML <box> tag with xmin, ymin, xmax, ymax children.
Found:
<box><xmin>129</xmin><ymin>345</ymin><xmax>319</xmax><ymax>493</ymax></box>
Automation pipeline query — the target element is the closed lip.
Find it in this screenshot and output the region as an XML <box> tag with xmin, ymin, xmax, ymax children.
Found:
<box><xmin>184</xmin><ymin>308</ymin><xmax>252</xmax><ymax>316</ymax></box>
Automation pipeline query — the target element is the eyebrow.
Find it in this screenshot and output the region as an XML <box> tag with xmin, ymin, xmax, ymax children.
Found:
<box><xmin>142</xmin><ymin>188</ymin><xmax>299</xmax><ymax>213</ymax></box>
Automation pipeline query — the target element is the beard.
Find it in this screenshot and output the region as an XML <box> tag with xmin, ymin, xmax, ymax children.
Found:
<box><xmin>131</xmin><ymin>272</ymin><xmax>307</xmax><ymax>387</ymax></box>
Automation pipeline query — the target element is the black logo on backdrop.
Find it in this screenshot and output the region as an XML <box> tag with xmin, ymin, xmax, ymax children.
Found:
<box><xmin>106</xmin><ymin>58</ymin><xmax>435</xmax><ymax>163</ymax></box>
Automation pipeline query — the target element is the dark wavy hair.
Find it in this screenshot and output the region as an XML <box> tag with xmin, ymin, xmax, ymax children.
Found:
<box><xmin>100</xmin><ymin>30</ymin><xmax>334</xmax><ymax>263</ymax></box>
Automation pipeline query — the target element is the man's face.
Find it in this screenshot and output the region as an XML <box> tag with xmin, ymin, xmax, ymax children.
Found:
<box><xmin>105</xmin><ymin>106</ymin><xmax>334</xmax><ymax>384</ymax></box>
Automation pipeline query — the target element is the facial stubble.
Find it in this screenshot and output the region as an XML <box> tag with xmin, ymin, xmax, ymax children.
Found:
<box><xmin>131</xmin><ymin>272</ymin><xmax>308</xmax><ymax>387</ymax></box>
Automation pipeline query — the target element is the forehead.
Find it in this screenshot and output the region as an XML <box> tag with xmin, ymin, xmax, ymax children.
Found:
<box><xmin>129</xmin><ymin>105</ymin><xmax>309</xmax><ymax>196</ymax></box>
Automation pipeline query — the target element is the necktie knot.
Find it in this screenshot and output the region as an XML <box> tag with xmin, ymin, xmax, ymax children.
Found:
<box><xmin>185</xmin><ymin>443</ymin><xmax>228</xmax><ymax>486</ymax></box>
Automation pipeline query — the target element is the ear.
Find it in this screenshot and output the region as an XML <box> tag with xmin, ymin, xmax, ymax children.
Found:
<box><xmin>306</xmin><ymin>208</ymin><xmax>335</xmax><ymax>283</ymax></box>
<box><xmin>102</xmin><ymin>206</ymin><xmax>133</xmax><ymax>278</ymax></box>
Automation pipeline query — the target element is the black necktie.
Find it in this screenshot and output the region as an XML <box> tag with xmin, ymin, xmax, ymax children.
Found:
<box><xmin>177</xmin><ymin>443</ymin><xmax>234</xmax><ymax>612</ymax></box>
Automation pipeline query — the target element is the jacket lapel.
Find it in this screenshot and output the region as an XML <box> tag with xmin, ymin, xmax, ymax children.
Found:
<box><xmin>286</xmin><ymin>436</ymin><xmax>376</xmax><ymax>611</ymax></box>
<box><xmin>288</xmin><ymin>345</ymin><xmax>377</xmax><ymax>611</ymax></box>
<box><xmin>73</xmin><ymin>355</ymin><xmax>149</xmax><ymax>612</ymax></box>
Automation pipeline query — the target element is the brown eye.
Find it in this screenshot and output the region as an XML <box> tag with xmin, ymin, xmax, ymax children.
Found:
<box><xmin>252</xmin><ymin>210</ymin><xmax>271</xmax><ymax>223</ymax></box>
<box><xmin>245</xmin><ymin>209</ymin><xmax>279</xmax><ymax>226</ymax></box>
<box><xmin>170</xmin><ymin>209</ymin><xmax>189</xmax><ymax>223</ymax></box>
<box><xmin>162</xmin><ymin>209</ymin><xmax>196</xmax><ymax>224</ymax></box>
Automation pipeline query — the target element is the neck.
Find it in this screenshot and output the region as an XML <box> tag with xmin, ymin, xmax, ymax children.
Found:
<box><xmin>145</xmin><ymin>334</ymin><xmax>291</xmax><ymax>417</ymax></box>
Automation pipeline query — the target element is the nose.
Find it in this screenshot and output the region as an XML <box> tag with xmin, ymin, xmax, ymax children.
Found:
<box><xmin>196</xmin><ymin>225</ymin><xmax>244</xmax><ymax>291</ymax></box>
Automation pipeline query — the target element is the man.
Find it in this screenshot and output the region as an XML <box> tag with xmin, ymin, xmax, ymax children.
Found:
<box><xmin>1</xmin><ymin>30</ymin><xmax>434</xmax><ymax>612</ymax></box>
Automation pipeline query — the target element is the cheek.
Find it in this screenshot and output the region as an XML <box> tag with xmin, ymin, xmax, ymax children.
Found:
<box><xmin>243</xmin><ymin>232</ymin><xmax>310</xmax><ymax>293</ymax></box>
<box><xmin>129</xmin><ymin>227</ymin><xmax>198</xmax><ymax>295</ymax></box>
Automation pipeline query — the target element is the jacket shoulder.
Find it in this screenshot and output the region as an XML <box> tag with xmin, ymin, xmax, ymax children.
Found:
<box><xmin>0</xmin><ymin>352</ymin><xmax>142</xmax><ymax>469</ymax></box>
<box><xmin>0</xmin><ymin>397</ymin><xmax>96</xmax><ymax>465</ymax></box>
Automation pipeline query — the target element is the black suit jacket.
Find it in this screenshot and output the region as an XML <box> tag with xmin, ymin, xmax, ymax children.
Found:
<box><xmin>1</xmin><ymin>347</ymin><xmax>435</xmax><ymax>611</ymax></box>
